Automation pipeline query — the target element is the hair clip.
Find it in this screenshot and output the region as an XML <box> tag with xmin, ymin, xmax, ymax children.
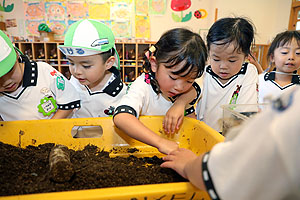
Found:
<box><xmin>145</xmin><ymin>45</ymin><xmax>156</xmax><ymax>60</ymax></box>
<box><xmin>149</xmin><ymin>45</ymin><xmax>156</xmax><ymax>53</ymax></box>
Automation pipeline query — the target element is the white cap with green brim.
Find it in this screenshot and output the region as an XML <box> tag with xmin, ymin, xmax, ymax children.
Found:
<box><xmin>59</xmin><ymin>19</ymin><xmax>120</xmax><ymax>70</ymax></box>
<box><xmin>0</xmin><ymin>30</ymin><xmax>17</xmax><ymax>78</ymax></box>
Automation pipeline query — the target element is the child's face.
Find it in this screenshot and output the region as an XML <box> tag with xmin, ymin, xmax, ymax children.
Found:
<box><xmin>67</xmin><ymin>54</ymin><xmax>113</xmax><ymax>89</ymax></box>
<box><xmin>209</xmin><ymin>43</ymin><xmax>246</xmax><ymax>83</ymax></box>
<box><xmin>272</xmin><ymin>39</ymin><xmax>300</xmax><ymax>73</ymax></box>
<box><xmin>152</xmin><ymin>60</ymin><xmax>195</xmax><ymax>97</ymax></box>
<box><xmin>0</xmin><ymin>61</ymin><xmax>23</xmax><ymax>93</ymax></box>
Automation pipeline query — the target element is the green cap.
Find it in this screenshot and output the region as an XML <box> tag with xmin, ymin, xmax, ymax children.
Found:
<box><xmin>59</xmin><ymin>19</ymin><xmax>120</xmax><ymax>70</ymax></box>
<box><xmin>0</xmin><ymin>30</ymin><xmax>16</xmax><ymax>77</ymax></box>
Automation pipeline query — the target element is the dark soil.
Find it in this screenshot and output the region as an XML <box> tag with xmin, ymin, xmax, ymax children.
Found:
<box><xmin>0</xmin><ymin>142</ymin><xmax>186</xmax><ymax>196</ymax></box>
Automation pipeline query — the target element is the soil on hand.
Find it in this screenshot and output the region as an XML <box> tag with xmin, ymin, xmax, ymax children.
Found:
<box><xmin>0</xmin><ymin>142</ymin><xmax>186</xmax><ymax>196</ymax></box>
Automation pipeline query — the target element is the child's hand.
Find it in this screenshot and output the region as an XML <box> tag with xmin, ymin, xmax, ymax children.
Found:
<box><xmin>163</xmin><ymin>102</ymin><xmax>185</xmax><ymax>135</ymax></box>
<box><xmin>157</xmin><ymin>138</ymin><xmax>179</xmax><ymax>155</ymax></box>
<box><xmin>161</xmin><ymin>148</ymin><xmax>197</xmax><ymax>179</ymax></box>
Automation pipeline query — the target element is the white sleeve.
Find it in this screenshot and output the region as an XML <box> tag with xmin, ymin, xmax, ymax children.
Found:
<box><xmin>203</xmin><ymin>87</ymin><xmax>300</xmax><ymax>200</ymax></box>
<box><xmin>237</xmin><ymin>63</ymin><xmax>258</xmax><ymax>104</ymax></box>
<box><xmin>114</xmin><ymin>75</ymin><xmax>150</xmax><ymax>118</ymax></box>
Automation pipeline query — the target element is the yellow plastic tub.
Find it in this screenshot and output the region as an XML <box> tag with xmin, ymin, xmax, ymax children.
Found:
<box><xmin>0</xmin><ymin>116</ymin><xmax>224</xmax><ymax>200</ymax></box>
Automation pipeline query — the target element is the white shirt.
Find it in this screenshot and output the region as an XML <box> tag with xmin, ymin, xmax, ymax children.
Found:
<box><xmin>0</xmin><ymin>61</ymin><xmax>80</xmax><ymax>121</ymax></box>
<box><xmin>70</xmin><ymin>67</ymin><xmax>127</xmax><ymax>118</ymax></box>
<box><xmin>114</xmin><ymin>73</ymin><xmax>200</xmax><ymax>118</ymax></box>
<box><xmin>258</xmin><ymin>71</ymin><xmax>300</xmax><ymax>103</ymax></box>
<box><xmin>196</xmin><ymin>63</ymin><xmax>258</xmax><ymax>132</ymax></box>
<box><xmin>202</xmin><ymin>86</ymin><xmax>300</xmax><ymax>200</ymax></box>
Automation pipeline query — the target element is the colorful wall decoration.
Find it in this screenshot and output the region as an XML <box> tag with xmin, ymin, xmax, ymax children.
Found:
<box><xmin>149</xmin><ymin>0</ymin><xmax>166</xmax><ymax>15</ymax></box>
<box><xmin>171</xmin><ymin>0</ymin><xmax>192</xmax><ymax>22</ymax></box>
<box><xmin>0</xmin><ymin>0</ymin><xmax>14</xmax><ymax>12</ymax></box>
<box><xmin>135</xmin><ymin>15</ymin><xmax>150</xmax><ymax>39</ymax></box>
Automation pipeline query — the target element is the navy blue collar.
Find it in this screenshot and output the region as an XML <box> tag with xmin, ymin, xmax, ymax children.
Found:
<box><xmin>22</xmin><ymin>60</ymin><xmax>38</xmax><ymax>87</ymax></box>
<box><xmin>264</xmin><ymin>70</ymin><xmax>300</xmax><ymax>84</ymax></box>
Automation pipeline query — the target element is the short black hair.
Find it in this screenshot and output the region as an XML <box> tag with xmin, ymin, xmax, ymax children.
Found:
<box><xmin>207</xmin><ymin>17</ymin><xmax>255</xmax><ymax>56</ymax></box>
<box><xmin>99</xmin><ymin>48</ymin><xmax>115</xmax><ymax>63</ymax></box>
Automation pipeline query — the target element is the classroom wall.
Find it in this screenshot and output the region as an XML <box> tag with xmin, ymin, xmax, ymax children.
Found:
<box><xmin>149</xmin><ymin>0</ymin><xmax>292</xmax><ymax>44</ymax></box>
<box><xmin>2</xmin><ymin>0</ymin><xmax>292</xmax><ymax>44</ymax></box>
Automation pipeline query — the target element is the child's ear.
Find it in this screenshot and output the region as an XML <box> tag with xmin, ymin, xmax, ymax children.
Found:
<box><xmin>150</xmin><ymin>56</ymin><xmax>158</xmax><ymax>72</ymax></box>
<box><xmin>105</xmin><ymin>56</ymin><xmax>115</xmax><ymax>70</ymax></box>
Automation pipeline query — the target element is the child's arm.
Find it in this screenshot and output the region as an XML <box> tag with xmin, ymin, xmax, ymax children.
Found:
<box><xmin>164</xmin><ymin>83</ymin><xmax>199</xmax><ymax>134</ymax></box>
<box><xmin>161</xmin><ymin>148</ymin><xmax>206</xmax><ymax>190</ymax></box>
<box><xmin>248</xmin><ymin>54</ymin><xmax>263</xmax><ymax>74</ymax></box>
<box><xmin>51</xmin><ymin>109</ymin><xmax>74</xmax><ymax>119</ymax></box>
<box><xmin>113</xmin><ymin>113</ymin><xmax>178</xmax><ymax>154</ymax></box>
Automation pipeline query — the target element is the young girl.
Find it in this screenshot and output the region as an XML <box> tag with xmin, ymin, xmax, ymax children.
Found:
<box><xmin>196</xmin><ymin>17</ymin><xmax>259</xmax><ymax>133</ymax></box>
<box><xmin>0</xmin><ymin>30</ymin><xmax>80</xmax><ymax>121</ymax></box>
<box><xmin>113</xmin><ymin>28</ymin><xmax>208</xmax><ymax>154</ymax></box>
<box><xmin>259</xmin><ymin>31</ymin><xmax>300</xmax><ymax>103</ymax></box>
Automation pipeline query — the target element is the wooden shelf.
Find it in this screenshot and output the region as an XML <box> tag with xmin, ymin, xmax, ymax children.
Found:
<box><xmin>14</xmin><ymin>41</ymin><xmax>155</xmax><ymax>81</ymax></box>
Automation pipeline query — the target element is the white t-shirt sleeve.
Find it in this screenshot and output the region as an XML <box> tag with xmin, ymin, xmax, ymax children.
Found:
<box><xmin>115</xmin><ymin>75</ymin><xmax>149</xmax><ymax>118</ymax></box>
<box><xmin>237</xmin><ymin>63</ymin><xmax>258</xmax><ymax>104</ymax></box>
<box><xmin>203</xmin><ymin>87</ymin><xmax>300</xmax><ymax>200</ymax></box>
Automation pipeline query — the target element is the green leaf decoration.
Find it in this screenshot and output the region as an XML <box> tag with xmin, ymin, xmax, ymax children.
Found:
<box><xmin>2</xmin><ymin>0</ymin><xmax>14</xmax><ymax>12</ymax></box>
<box><xmin>181</xmin><ymin>12</ymin><xmax>192</xmax><ymax>22</ymax></box>
<box><xmin>172</xmin><ymin>12</ymin><xmax>181</xmax><ymax>22</ymax></box>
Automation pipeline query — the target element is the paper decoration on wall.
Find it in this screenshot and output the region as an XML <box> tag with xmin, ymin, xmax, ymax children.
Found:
<box><xmin>112</xmin><ymin>20</ymin><xmax>131</xmax><ymax>38</ymax></box>
<box><xmin>194</xmin><ymin>9</ymin><xmax>207</xmax><ymax>19</ymax></box>
<box><xmin>171</xmin><ymin>0</ymin><xmax>192</xmax><ymax>22</ymax></box>
<box><xmin>89</xmin><ymin>2</ymin><xmax>110</xmax><ymax>20</ymax></box>
<box><xmin>45</xmin><ymin>2</ymin><xmax>66</xmax><ymax>21</ymax></box>
<box><xmin>23</xmin><ymin>0</ymin><xmax>137</xmax><ymax>39</ymax></box>
<box><xmin>135</xmin><ymin>15</ymin><xmax>150</xmax><ymax>39</ymax></box>
<box><xmin>66</xmin><ymin>2</ymin><xmax>87</xmax><ymax>20</ymax></box>
<box><xmin>135</xmin><ymin>0</ymin><xmax>148</xmax><ymax>16</ymax></box>
<box><xmin>5</xmin><ymin>19</ymin><xmax>17</xmax><ymax>28</ymax></box>
<box><xmin>26</xmin><ymin>20</ymin><xmax>45</xmax><ymax>36</ymax></box>
<box><xmin>100</xmin><ymin>20</ymin><xmax>112</xmax><ymax>28</ymax></box>
<box><xmin>0</xmin><ymin>0</ymin><xmax>14</xmax><ymax>12</ymax></box>
<box><xmin>149</xmin><ymin>0</ymin><xmax>166</xmax><ymax>15</ymax></box>
<box><xmin>87</xmin><ymin>0</ymin><xmax>109</xmax><ymax>3</ymax></box>
<box><xmin>112</xmin><ymin>0</ymin><xmax>132</xmax><ymax>3</ymax></box>
<box><xmin>111</xmin><ymin>2</ymin><xmax>131</xmax><ymax>21</ymax></box>
<box><xmin>68</xmin><ymin>20</ymin><xmax>77</xmax><ymax>27</ymax></box>
<box><xmin>24</xmin><ymin>2</ymin><xmax>45</xmax><ymax>20</ymax></box>
<box><xmin>49</xmin><ymin>20</ymin><xmax>67</xmax><ymax>40</ymax></box>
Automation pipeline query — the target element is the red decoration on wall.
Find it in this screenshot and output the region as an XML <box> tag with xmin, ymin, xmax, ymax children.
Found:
<box><xmin>171</xmin><ymin>0</ymin><xmax>191</xmax><ymax>12</ymax></box>
<box><xmin>171</xmin><ymin>0</ymin><xmax>192</xmax><ymax>22</ymax></box>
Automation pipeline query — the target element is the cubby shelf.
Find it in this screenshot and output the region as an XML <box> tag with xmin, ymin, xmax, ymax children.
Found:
<box><xmin>14</xmin><ymin>41</ymin><xmax>270</xmax><ymax>82</ymax></box>
<box><xmin>13</xmin><ymin>41</ymin><xmax>155</xmax><ymax>83</ymax></box>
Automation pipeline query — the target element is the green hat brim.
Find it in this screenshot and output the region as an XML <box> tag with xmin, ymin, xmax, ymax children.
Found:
<box><xmin>0</xmin><ymin>48</ymin><xmax>16</xmax><ymax>78</ymax></box>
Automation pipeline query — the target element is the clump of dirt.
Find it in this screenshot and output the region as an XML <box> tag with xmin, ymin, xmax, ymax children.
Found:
<box><xmin>0</xmin><ymin>142</ymin><xmax>186</xmax><ymax>196</ymax></box>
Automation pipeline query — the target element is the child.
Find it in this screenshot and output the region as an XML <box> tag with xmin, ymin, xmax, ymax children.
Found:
<box><xmin>113</xmin><ymin>28</ymin><xmax>207</xmax><ymax>154</ymax></box>
<box><xmin>161</xmin><ymin>86</ymin><xmax>300</xmax><ymax>200</ymax></box>
<box><xmin>0</xmin><ymin>30</ymin><xmax>80</xmax><ymax>121</ymax></box>
<box><xmin>259</xmin><ymin>30</ymin><xmax>300</xmax><ymax>103</ymax></box>
<box><xmin>196</xmin><ymin>17</ymin><xmax>259</xmax><ymax>132</ymax></box>
<box><xmin>59</xmin><ymin>19</ymin><xmax>127</xmax><ymax>119</ymax></box>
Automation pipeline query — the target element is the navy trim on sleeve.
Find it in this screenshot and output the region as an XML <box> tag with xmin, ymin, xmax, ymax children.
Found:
<box><xmin>202</xmin><ymin>152</ymin><xmax>221</xmax><ymax>200</ymax></box>
<box><xmin>57</xmin><ymin>100</ymin><xmax>81</xmax><ymax>110</ymax></box>
<box><xmin>190</xmin><ymin>82</ymin><xmax>201</xmax><ymax>105</ymax></box>
<box><xmin>184</xmin><ymin>106</ymin><xmax>195</xmax><ymax>116</ymax></box>
<box><xmin>113</xmin><ymin>105</ymin><xmax>137</xmax><ymax>118</ymax></box>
